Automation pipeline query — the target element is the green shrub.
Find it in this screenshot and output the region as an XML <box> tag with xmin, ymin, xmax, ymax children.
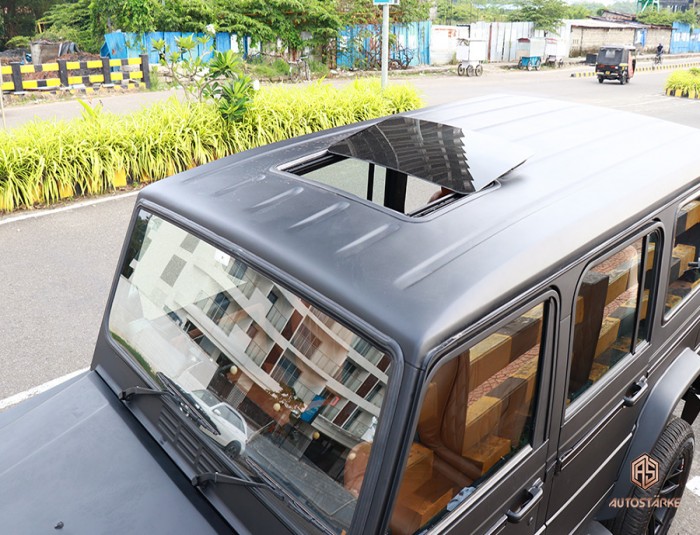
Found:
<box><xmin>665</xmin><ymin>68</ymin><xmax>700</xmax><ymax>96</ymax></box>
<box><xmin>0</xmin><ymin>80</ymin><xmax>422</xmax><ymax>213</ymax></box>
<box><xmin>246</xmin><ymin>58</ymin><xmax>292</xmax><ymax>80</ymax></box>
<box><xmin>308</xmin><ymin>59</ymin><xmax>330</xmax><ymax>77</ymax></box>
<box><xmin>5</xmin><ymin>36</ymin><xmax>31</xmax><ymax>49</ymax></box>
<box><xmin>227</xmin><ymin>80</ymin><xmax>423</xmax><ymax>152</ymax></box>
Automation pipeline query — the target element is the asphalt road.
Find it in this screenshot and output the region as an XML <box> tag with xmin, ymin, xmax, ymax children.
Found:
<box><xmin>1</xmin><ymin>63</ymin><xmax>700</xmax><ymax>533</ymax></box>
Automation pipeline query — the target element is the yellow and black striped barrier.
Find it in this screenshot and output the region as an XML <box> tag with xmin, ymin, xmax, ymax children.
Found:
<box><xmin>570</xmin><ymin>60</ymin><xmax>700</xmax><ymax>78</ymax></box>
<box><xmin>665</xmin><ymin>88</ymin><xmax>700</xmax><ymax>99</ymax></box>
<box><xmin>0</xmin><ymin>55</ymin><xmax>150</xmax><ymax>93</ymax></box>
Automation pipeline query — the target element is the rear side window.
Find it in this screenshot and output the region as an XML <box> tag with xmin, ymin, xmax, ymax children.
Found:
<box><xmin>665</xmin><ymin>198</ymin><xmax>700</xmax><ymax>316</ymax></box>
<box><xmin>567</xmin><ymin>230</ymin><xmax>660</xmax><ymax>404</ymax></box>
<box><xmin>383</xmin><ymin>302</ymin><xmax>546</xmax><ymax>535</ymax></box>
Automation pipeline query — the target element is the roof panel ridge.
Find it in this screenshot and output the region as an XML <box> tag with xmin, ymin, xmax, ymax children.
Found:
<box><xmin>212</xmin><ymin>175</ymin><xmax>266</xmax><ymax>197</ymax></box>
<box><xmin>335</xmin><ymin>223</ymin><xmax>401</xmax><ymax>258</ymax></box>
<box><xmin>248</xmin><ymin>186</ymin><xmax>304</xmax><ymax>212</ymax></box>
<box><xmin>289</xmin><ymin>202</ymin><xmax>351</xmax><ymax>231</ymax></box>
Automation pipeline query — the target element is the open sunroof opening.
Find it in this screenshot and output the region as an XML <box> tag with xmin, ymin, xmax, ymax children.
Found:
<box><xmin>284</xmin><ymin>116</ymin><xmax>531</xmax><ymax>216</ymax></box>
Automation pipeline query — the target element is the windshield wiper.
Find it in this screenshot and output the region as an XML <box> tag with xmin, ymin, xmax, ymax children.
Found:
<box><xmin>192</xmin><ymin>472</ymin><xmax>286</xmax><ymax>501</ymax></box>
<box><xmin>193</xmin><ymin>461</ymin><xmax>333</xmax><ymax>535</ymax></box>
<box><xmin>119</xmin><ymin>385</ymin><xmax>172</xmax><ymax>401</ymax></box>
<box><xmin>247</xmin><ymin>457</ymin><xmax>334</xmax><ymax>534</ymax></box>
<box><xmin>119</xmin><ymin>373</ymin><xmax>220</xmax><ymax>436</ymax></box>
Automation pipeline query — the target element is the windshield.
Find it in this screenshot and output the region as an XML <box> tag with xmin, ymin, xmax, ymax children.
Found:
<box><xmin>597</xmin><ymin>48</ymin><xmax>623</xmax><ymax>64</ymax></box>
<box><xmin>109</xmin><ymin>211</ymin><xmax>393</xmax><ymax>533</ymax></box>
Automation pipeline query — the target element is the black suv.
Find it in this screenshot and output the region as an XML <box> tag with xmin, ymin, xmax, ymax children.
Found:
<box><xmin>2</xmin><ymin>95</ymin><xmax>700</xmax><ymax>535</ymax></box>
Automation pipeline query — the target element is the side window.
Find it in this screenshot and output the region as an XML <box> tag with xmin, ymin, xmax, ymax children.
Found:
<box><xmin>567</xmin><ymin>231</ymin><xmax>660</xmax><ymax>404</ymax></box>
<box><xmin>666</xmin><ymin>198</ymin><xmax>700</xmax><ymax>315</ymax></box>
<box><xmin>388</xmin><ymin>302</ymin><xmax>546</xmax><ymax>535</ymax></box>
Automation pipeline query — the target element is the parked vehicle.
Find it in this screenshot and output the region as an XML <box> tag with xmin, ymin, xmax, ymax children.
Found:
<box><xmin>596</xmin><ymin>45</ymin><xmax>637</xmax><ymax>84</ymax></box>
<box><xmin>192</xmin><ymin>389</ymin><xmax>249</xmax><ymax>457</ymax></box>
<box><xmin>517</xmin><ymin>37</ymin><xmax>545</xmax><ymax>71</ymax></box>
<box><xmin>2</xmin><ymin>95</ymin><xmax>700</xmax><ymax>535</ymax></box>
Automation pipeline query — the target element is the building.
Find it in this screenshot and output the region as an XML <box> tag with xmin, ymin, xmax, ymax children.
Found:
<box><xmin>111</xmin><ymin>216</ymin><xmax>390</xmax><ymax>472</ymax></box>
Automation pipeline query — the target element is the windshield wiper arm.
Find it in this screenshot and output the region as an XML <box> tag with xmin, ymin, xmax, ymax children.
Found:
<box><xmin>192</xmin><ymin>472</ymin><xmax>286</xmax><ymax>501</ymax></box>
<box><xmin>244</xmin><ymin>458</ymin><xmax>335</xmax><ymax>535</ymax></box>
<box><xmin>193</xmin><ymin>469</ymin><xmax>332</xmax><ymax>534</ymax></box>
<box><xmin>119</xmin><ymin>373</ymin><xmax>220</xmax><ymax>436</ymax></box>
<box><xmin>119</xmin><ymin>385</ymin><xmax>172</xmax><ymax>401</ymax></box>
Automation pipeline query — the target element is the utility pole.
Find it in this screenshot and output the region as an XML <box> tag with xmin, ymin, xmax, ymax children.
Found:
<box><xmin>374</xmin><ymin>0</ymin><xmax>399</xmax><ymax>90</ymax></box>
<box><xmin>381</xmin><ymin>4</ymin><xmax>389</xmax><ymax>89</ymax></box>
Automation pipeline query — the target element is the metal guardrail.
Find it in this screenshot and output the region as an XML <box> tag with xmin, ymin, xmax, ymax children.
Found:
<box><xmin>0</xmin><ymin>54</ymin><xmax>151</xmax><ymax>93</ymax></box>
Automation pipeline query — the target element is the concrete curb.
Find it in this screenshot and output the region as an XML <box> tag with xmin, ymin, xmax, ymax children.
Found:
<box><xmin>665</xmin><ymin>87</ymin><xmax>700</xmax><ymax>99</ymax></box>
<box><xmin>5</xmin><ymin>82</ymin><xmax>147</xmax><ymax>101</ymax></box>
<box><xmin>571</xmin><ymin>61</ymin><xmax>700</xmax><ymax>78</ymax></box>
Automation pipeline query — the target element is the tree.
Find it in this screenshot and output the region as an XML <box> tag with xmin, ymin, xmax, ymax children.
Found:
<box><xmin>636</xmin><ymin>8</ymin><xmax>677</xmax><ymax>26</ymax></box>
<box><xmin>153</xmin><ymin>0</ymin><xmax>215</xmax><ymax>33</ymax></box>
<box><xmin>564</xmin><ymin>5</ymin><xmax>592</xmax><ymax>19</ymax></box>
<box><xmin>215</xmin><ymin>0</ymin><xmax>342</xmax><ymax>54</ymax></box>
<box><xmin>672</xmin><ymin>8</ymin><xmax>698</xmax><ymax>26</ymax></box>
<box><xmin>89</xmin><ymin>0</ymin><xmax>158</xmax><ymax>35</ymax></box>
<box><xmin>338</xmin><ymin>0</ymin><xmax>430</xmax><ymax>25</ymax></box>
<box><xmin>1</xmin><ymin>0</ymin><xmax>57</xmax><ymax>44</ymax></box>
<box><xmin>509</xmin><ymin>0</ymin><xmax>568</xmax><ymax>33</ymax></box>
<box><xmin>435</xmin><ymin>0</ymin><xmax>480</xmax><ymax>25</ymax></box>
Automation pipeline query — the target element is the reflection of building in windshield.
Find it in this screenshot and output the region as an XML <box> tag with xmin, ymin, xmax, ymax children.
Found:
<box><xmin>114</xmin><ymin>215</ymin><xmax>390</xmax><ymax>470</ymax></box>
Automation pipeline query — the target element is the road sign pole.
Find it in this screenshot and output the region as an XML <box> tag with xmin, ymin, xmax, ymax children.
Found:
<box><xmin>381</xmin><ymin>4</ymin><xmax>389</xmax><ymax>89</ymax></box>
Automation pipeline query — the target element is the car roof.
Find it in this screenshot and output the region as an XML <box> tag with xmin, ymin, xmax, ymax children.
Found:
<box><xmin>139</xmin><ymin>94</ymin><xmax>700</xmax><ymax>369</ymax></box>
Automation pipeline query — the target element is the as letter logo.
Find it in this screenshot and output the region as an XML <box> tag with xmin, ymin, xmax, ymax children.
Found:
<box><xmin>631</xmin><ymin>453</ymin><xmax>659</xmax><ymax>490</ymax></box>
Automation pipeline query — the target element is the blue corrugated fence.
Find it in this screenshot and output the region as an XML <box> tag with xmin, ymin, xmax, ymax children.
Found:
<box><xmin>671</xmin><ymin>23</ymin><xmax>700</xmax><ymax>55</ymax></box>
<box><xmin>337</xmin><ymin>21</ymin><xmax>431</xmax><ymax>69</ymax></box>
<box><xmin>102</xmin><ymin>32</ymin><xmax>244</xmax><ymax>65</ymax></box>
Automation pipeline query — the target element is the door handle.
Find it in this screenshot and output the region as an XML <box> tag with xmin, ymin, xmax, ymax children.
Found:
<box><xmin>506</xmin><ymin>479</ymin><xmax>544</xmax><ymax>524</ymax></box>
<box><xmin>623</xmin><ymin>376</ymin><xmax>649</xmax><ymax>407</ymax></box>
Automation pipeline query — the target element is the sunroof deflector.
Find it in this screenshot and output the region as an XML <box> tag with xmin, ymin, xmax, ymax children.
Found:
<box><xmin>328</xmin><ymin>116</ymin><xmax>532</xmax><ymax>195</ymax></box>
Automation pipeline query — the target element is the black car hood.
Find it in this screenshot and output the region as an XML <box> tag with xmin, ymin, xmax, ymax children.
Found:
<box><xmin>0</xmin><ymin>371</ymin><xmax>229</xmax><ymax>534</ymax></box>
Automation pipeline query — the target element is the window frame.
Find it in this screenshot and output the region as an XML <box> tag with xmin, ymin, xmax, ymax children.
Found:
<box><xmin>564</xmin><ymin>223</ymin><xmax>663</xmax><ymax>417</ymax></box>
<box><xmin>663</xmin><ymin>191</ymin><xmax>700</xmax><ymax>323</ymax></box>
<box><xmin>387</xmin><ymin>290</ymin><xmax>557</xmax><ymax>531</ymax></box>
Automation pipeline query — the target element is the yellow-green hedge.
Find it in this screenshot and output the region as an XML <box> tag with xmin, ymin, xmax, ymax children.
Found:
<box><xmin>665</xmin><ymin>67</ymin><xmax>700</xmax><ymax>98</ymax></box>
<box><xmin>0</xmin><ymin>80</ymin><xmax>423</xmax><ymax>213</ymax></box>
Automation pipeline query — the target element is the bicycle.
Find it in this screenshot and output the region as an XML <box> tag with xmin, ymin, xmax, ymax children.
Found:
<box><xmin>654</xmin><ymin>53</ymin><xmax>663</xmax><ymax>66</ymax></box>
<box><xmin>288</xmin><ymin>56</ymin><xmax>310</xmax><ymax>82</ymax></box>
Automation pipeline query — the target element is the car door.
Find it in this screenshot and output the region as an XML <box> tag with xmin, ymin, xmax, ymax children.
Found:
<box><xmin>546</xmin><ymin>227</ymin><xmax>662</xmax><ymax>534</ymax></box>
<box><xmin>386</xmin><ymin>294</ymin><xmax>557</xmax><ymax>535</ymax></box>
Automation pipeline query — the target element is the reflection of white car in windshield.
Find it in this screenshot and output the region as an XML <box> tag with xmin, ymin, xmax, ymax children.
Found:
<box><xmin>191</xmin><ymin>389</ymin><xmax>248</xmax><ymax>457</ymax></box>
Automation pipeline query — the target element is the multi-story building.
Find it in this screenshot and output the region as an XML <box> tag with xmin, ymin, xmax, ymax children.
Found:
<box><xmin>112</xmin><ymin>215</ymin><xmax>390</xmax><ymax>470</ymax></box>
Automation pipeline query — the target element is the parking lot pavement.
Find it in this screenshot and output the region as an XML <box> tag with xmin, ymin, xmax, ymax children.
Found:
<box><xmin>0</xmin><ymin>194</ymin><xmax>137</xmax><ymax>400</ymax></box>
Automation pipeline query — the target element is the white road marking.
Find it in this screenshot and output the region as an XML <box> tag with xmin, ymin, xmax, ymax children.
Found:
<box><xmin>0</xmin><ymin>367</ymin><xmax>89</xmax><ymax>411</ymax></box>
<box><xmin>688</xmin><ymin>476</ymin><xmax>700</xmax><ymax>498</ymax></box>
<box><xmin>0</xmin><ymin>191</ymin><xmax>138</xmax><ymax>226</ymax></box>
